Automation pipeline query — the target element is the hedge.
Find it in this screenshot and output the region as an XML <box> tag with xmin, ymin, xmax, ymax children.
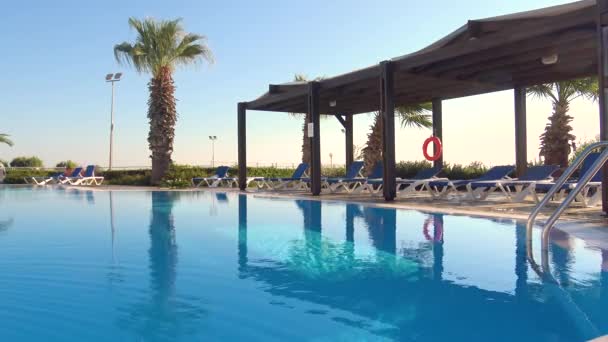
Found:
<box><xmin>2</xmin><ymin>162</ymin><xmax>492</xmax><ymax>187</ymax></box>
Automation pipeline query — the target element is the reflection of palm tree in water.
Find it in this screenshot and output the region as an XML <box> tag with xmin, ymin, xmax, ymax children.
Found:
<box><xmin>118</xmin><ymin>191</ymin><xmax>205</xmax><ymax>339</ymax></box>
<box><xmin>149</xmin><ymin>192</ymin><xmax>178</xmax><ymax>309</ymax></box>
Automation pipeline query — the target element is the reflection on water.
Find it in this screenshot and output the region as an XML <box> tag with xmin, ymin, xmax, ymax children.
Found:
<box><xmin>117</xmin><ymin>192</ymin><xmax>206</xmax><ymax>340</ymax></box>
<box><xmin>1</xmin><ymin>188</ymin><xmax>608</xmax><ymax>341</ymax></box>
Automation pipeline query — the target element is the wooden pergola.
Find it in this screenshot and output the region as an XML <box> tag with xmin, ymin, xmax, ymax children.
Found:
<box><xmin>238</xmin><ymin>0</ymin><xmax>608</xmax><ymax>212</ymax></box>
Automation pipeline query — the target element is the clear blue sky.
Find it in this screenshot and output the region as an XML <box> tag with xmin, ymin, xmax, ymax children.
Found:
<box><xmin>2</xmin><ymin>0</ymin><xmax>597</xmax><ymax>168</ymax></box>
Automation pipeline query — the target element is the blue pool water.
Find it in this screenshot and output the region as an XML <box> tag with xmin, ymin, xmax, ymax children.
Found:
<box><xmin>0</xmin><ymin>187</ymin><xmax>607</xmax><ymax>341</ymax></box>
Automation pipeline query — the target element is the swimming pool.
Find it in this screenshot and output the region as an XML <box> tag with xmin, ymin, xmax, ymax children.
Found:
<box><xmin>0</xmin><ymin>187</ymin><xmax>606</xmax><ymax>341</ymax></box>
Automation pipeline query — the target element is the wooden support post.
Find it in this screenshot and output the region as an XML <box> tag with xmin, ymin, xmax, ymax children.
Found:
<box><xmin>237</xmin><ymin>102</ymin><xmax>247</xmax><ymax>190</ymax></box>
<box><xmin>514</xmin><ymin>87</ymin><xmax>528</xmax><ymax>177</ymax></box>
<box><xmin>597</xmin><ymin>0</ymin><xmax>608</xmax><ymax>214</ymax></box>
<box><xmin>308</xmin><ymin>81</ymin><xmax>321</xmax><ymax>196</ymax></box>
<box><xmin>381</xmin><ymin>61</ymin><xmax>396</xmax><ymax>201</ymax></box>
<box><xmin>431</xmin><ymin>98</ymin><xmax>444</xmax><ymax>169</ymax></box>
<box><xmin>345</xmin><ymin>115</ymin><xmax>354</xmax><ymax>170</ymax></box>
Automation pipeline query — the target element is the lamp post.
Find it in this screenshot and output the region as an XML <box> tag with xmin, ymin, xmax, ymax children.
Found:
<box><xmin>329</xmin><ymin>153</ymin><xmax>333</xmax><ymax>168</ymax></box>
<box><xmin>106</xmin><ymin>73</ymin><xmax>123</xmax><ymax>170</ymax></box>
<box><xmin>209</xmin><ymin>136</ymin><xmax>217</xmax><ymax>167</ymax></box>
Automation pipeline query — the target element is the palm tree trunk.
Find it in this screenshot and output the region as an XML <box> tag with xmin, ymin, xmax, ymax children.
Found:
<box><xmin>362</xmin><ymin>112</ymin><xmax>383</xmax><ymax>173</ymax></box>
<box><xmin>148</xmin><ymin>66</ymin><xmax>177</xmax><ymax>185</ymax></box>
<box><xmin>302</xmin><ymin>112</ymin><xmax>311</xmax><ymax>164</ymax></box>
<box><xmin>540</xmin><ymin>100</ymin><xmax>575</xmax><ymax>167</ymax></box>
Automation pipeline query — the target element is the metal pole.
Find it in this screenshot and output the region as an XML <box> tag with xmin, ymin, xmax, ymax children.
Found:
<box><xmin>211</xmin><ymin>139</ymin><xmax>215</xmax><ymax>168</ymax></box>
<box><xmin>109</xmin><ymin>81</ymin><xmax>115</xmax><ymax>170</ymax></box>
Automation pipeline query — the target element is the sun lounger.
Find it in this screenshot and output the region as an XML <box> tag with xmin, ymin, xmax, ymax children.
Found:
<box><xmin>250</xmin><ymin>163</ymin><xmax>309</xmax><ymax>190</ymax></box>
<box><xmin>357</xmin><ymin>162</ymin><xmax>385</xmax><ymax>194</ymax></box>
<box><xmin>192</xmin><ymin>166</ymin><xmax>237</xmax><ymax>188</ymax></box>
<box><xmin>321</xmin><ymin>161</ymin><xmax>365</xmax><ymax>193</ymax></box>
<box><xmin>533</xmin><ymin>153</ymin><xmax>602</xmax><ymax>206</ymax></box>
<box><xmin>426</xmin><ymin>165</ymin><xmax>515</xmax><ymax>199</ymax></box>
<box><xmin>65</xmin><ymin>165</ymin><xmax>104</xmax><ymax>186</ymax></box>
<box><xmin>395</xmin><ymin>167</ymin><xmax>445</xmax><ymax>197</ymax></box>
<box><xmin>27</xmin><ymin>167</ymin><xmax>82</xmax><ymax>185</ymax></box>
<box><xmin>466</xmin><ymin>165</ymin><xmax>559</xmax><ymax>201</ymax></box>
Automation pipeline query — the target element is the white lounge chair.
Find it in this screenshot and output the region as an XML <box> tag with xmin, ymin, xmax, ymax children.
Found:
<box><xmin>192</xmin><ymin>166</ymin><xmax>237</xmax><ymax>188</ymax></box>
<box><xmin>65</xmin><ymin>165</ymin><xmax>104</xmax><ymax>186</ymax></box>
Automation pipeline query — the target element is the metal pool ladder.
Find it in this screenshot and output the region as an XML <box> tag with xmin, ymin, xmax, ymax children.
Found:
<box><xmin>526</xmin><ymin>141</ymin><xmax>608</xmax><ymax>266</ymax></box>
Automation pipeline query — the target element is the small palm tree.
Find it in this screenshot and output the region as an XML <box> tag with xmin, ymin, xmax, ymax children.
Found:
<box><xmin>114</xmin><ymin>18</ymin><xmax>213</xmax><ymax>184</ymax></box>
<box><xmin>0</xmin><ymin>134</ymin><xmax>14</xmax><ymax>147</ymax></box>
<box><xmin>361</xmin><ymin>104</ymin><xmax>433</xmax><ymax>172</ymax></box>
<box><xmin>527</xmin><ymin>78</ymin><xmax>598</xmax><ymax>167</ymax></box>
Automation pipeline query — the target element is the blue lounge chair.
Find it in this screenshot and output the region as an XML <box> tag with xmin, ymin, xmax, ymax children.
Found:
<box><xmin>192</xmin><ymin>166</ymin><xmax>237</xmax><ymax>188</ymax></box>
<box><xmin>27</xmin><ymin>170</ymin><xmax>67</xmax><ymax>185</ymax></box>
<box><xmin>358</xmin><ymin>162</ymin><xmax>385</xmax><ymax>194</ymax></box>
<box><xmin>321</xmin><ymin>161</ymin><xmax>365</xmax><ymax>193</ymax></box>
<box><xmin>533</xmin><ymin>153</ymin><xmax>603</xmax><ymax>206</ymax></box>
<box><xmin>396</xmin><ymin>167</ymin><xmax>445</xmax><ymax>197</ymax></box>
<box><xmin>250</xmin><ymin>163</ymin><xmax>309</xmax><ymax>190</ymax></box>
<box><xmin>426</xmin><ymin>165</ymin><xmax>515</xmax><ymax>199</ymax></box>
<box><xmin>66</xmin><ymin>165</ymin><xmax>104</xmax><ymax>186</ymax></box>
<box><xmin>466</xmin><ymin>165</ymin><xmax>559</xmax><ymax>201</ymax></box>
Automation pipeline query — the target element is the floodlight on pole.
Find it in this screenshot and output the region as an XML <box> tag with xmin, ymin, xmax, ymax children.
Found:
<box><xmin>209</xmin><ymin>136</ymin><xmax>218</xmax><ymax>168</ymax></box>
<box><xmin>106</xmin><ymin>72</ymin><xmax>123</xmax><ymax>170</ymax></box>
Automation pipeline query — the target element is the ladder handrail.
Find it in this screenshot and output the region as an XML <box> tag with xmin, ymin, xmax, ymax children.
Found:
<box><xmin>526</xmin><ymin>141</ymin><xmax>608</xmax><ymax>264</ymax></box>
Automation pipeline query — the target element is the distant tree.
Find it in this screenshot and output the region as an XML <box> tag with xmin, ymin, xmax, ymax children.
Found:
<box><xmin>361</xmin><ymin>104</ymin><xmax>433</xmax><ymax>173</ymax></box>
<box><xmin>527</xmin><ymin>78</ymin><xmax>598</xmax><ymax>167</ymax></box>
<box><xmin>56</xmin><ymin>160</ymin><xmax>78</xmax><ymax>168</ymax></box>
<box><xmin>114</xmin><ymin>18</ymin><xmax>214</xmax><ymax>184</ymax></box>
<box><xmin>288</xmin><ymin>74</ymin><xmax>325</xmax><ymax>164</ymax></box>
<box><xmin>10</xmin><ymin>156</ymin><xmax>43</xmax><ymax>167</ymax></box>
<box><xmin>0</xmin><ymin>159</ymin><xmax>8</xmax><ymax>167</ymax></box>
<box><xmin>0</xmin><ymin>134</ymin><xmax>13</xmax><ymax>147</ymax></box>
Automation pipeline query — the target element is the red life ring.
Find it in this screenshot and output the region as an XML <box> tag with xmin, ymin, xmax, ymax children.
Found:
<box><xmin>422</xmin><ymin>136</ymin><xmax>442</xmax><ymax>162</ymax></box>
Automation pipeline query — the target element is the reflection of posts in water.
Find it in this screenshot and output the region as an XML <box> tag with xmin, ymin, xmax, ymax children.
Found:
<box><xmin>549</xmin><ymin>229</ymin><xmax>573</xmax><ymax>286</ymax></box>
<box><xmin>515</xmin><ymin>223</ymin><xmax>528</xmax><ymax>299</ymax></box>
<box><xmin>345</xmin><ymin>204</ymin><xmax>360</xmax><ymax>243</ymax></box>
<box><xmin>431</xmin><ymin>214</ymin><xmax>444</xmax><ymax>281</ymax></box>
<box><xmin>296</xmin><ymin>200</ymin><xmax>322</xmax><ymax>235</ymax></box>
<box><xmin>363</xmin><ymin>207</ymin><xmax>396</xmax><ymax>256</ymax></box>
<box><xmin>238</xmin><ymin>195</ymin><xmax>248</xmax><ymax>273</ymax></box>
<box><xmin>602</xmin><ymin>250</ymin><xmax>608</xmax><ymax>305</ymax></box>
<box><xmin>149</xmin><ymin>192</ymin><xmax>178</xmax><ymax>306</ymax></box>
<box><xmin>109</xmin><ymin>191</ymin><xmax>116</xmax><ymax>262</ymax></box>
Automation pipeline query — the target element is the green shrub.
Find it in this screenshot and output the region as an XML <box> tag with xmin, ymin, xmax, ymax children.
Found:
<box><xmin>56</xmin><ymin>160</ymin><xmax>77</xmax><ymax>168</ymax></box>
<box><xmin>443</xmin><ymin>162</ymin><xmax>488</xmax><ymax>180</ymax></box>
<box><xmin>395</xmin><ymin>160</ymin><xmax>433</xmax><ymax>178</ymax></box>
<box><xmin>10</xmin><ymin>156</ymin><xmax>43</xmax><ymax>167</ymax></box>
<box><xmin>3</xmin><ymin>169</ymin><xmax>53</xmax><ymax>184</ymax></box>
<box><xmin>102</xmin><ymin>169</ymin><xmax>151</xmax><ymax>186</ymax></box>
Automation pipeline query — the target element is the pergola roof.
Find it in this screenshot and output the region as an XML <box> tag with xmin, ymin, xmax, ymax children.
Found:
<box><xmin>245</xmin><ymin>0</ymin><xmax>599</xmax><ymax>115</ymax></box>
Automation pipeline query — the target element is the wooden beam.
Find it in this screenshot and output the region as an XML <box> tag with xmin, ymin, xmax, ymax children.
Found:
<box><xmin>432</xmin><ymin>98</ymin><xmax>443</xmax><ymax>169</ymax></box>
<box><xmin>345</xmin><ymin>115</ymin><xmax>354</xmax><ymax>169</ymax></box>
<box><xmin>269</xmin><ymin>82</ymin><xmax>308</xmax><ymax>94</ymax></box>
<box><xmin>334</xmin><ymin>114</ymin><xmax>346</xmax><ymax>128</ymax></box>
<box><xmin>237</xmin><ymin>102</ymin><xmax>247</xmax><ymax>190</ymax></box>
<box><xmin>596</xmin><ymin>1</ymin><xmax>608</xmax><ymax>213</ymax></box>
<box><xmin>308</xmin><ymin>81</ymin><xmax>322</xmax><ymax>196</ymax></box>
<box><xmin>514</xmin><ymin>87</ymin><xmax>528</xmax><ymax>177</ymax></box>
<box><xmin>381</xmin><ymin>61</ymin><xmax>396</xmax><ymax>201</ymax></box>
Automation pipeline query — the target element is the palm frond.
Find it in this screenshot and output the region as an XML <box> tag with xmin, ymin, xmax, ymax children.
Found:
<box><xmin>114</xmin><ymin>17</ymin><xmax>213</xmax><ymax>77</ymax></box>
<box><xmin>0</xmin><ymin>134</ymin><xmax>14</xmax><ymax>147</ymax></box>
<box><xmin>396</xmin><ymin>103</ymin><xmax>432</xmax><ymax>128</ymax></box>
<box><xmin>526</xmin><ymin>84</ymin><xmax>557</xmax><ymax>102</ymax></box>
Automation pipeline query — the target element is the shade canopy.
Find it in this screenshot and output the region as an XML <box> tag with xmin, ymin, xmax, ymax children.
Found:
<box><xmin>245</xmin><ymin>0</ymin><xmax>599</xmax><ymax>115</ymax></box>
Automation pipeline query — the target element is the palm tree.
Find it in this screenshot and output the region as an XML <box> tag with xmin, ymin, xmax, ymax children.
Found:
<box><xmin>0</xmin><ymin>134</ymin><xmax>14</xmax><ymax>147</ymax></box>
<box><xmin>114</xmin><ymin>18</ymin><xmax>213</xmax><ymax>184</ymax></box>
<box><xmin>527</xmin><ymin>78</ymin><xmax>598</xmax><ymax>167</ymax></box>
<box><xmin>289</xmin><ymin>74</ymin><xmax>312</xmax><ymax>164</ymax></box>
<box><xmin>361</xmin><ymin>104</ymin><xmax>433</xmax><ymax>172</ymax></box>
